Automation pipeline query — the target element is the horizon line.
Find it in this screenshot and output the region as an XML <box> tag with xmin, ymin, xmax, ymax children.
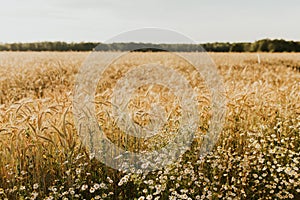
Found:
<box><xmin>0</xmin><ymin>38</ymin><xmax>299</xmax><ymax>45</ymax></box>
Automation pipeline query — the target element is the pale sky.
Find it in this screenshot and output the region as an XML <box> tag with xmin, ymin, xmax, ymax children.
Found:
<box><xmin>0</xmin><ymin>0</ymin><xmax>299</xmax><ymax>43</ymax></box>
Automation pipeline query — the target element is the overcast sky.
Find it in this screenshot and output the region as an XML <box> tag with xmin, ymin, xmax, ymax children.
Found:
<box><xmin>0</xmin><ymin>0</ymin><xmax>299</xmax><ymax>43</ymax></box>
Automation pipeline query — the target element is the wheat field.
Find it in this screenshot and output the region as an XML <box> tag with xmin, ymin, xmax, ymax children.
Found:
<box><xmin>0</xmin><ymin>52</ymin><xmax>299</xmax><ymax>199</ymax></box>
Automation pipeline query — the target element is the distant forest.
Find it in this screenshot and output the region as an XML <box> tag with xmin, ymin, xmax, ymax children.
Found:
<box><xmin>1</xmin><ymin>39</ymin><xmax>300</xmax><ymax>52</ymax></box>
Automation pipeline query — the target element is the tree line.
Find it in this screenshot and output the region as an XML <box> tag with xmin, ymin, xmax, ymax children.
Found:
<box><xmin>0</xmin><ymin>39</ymin><xmax>300</xmax><ymax>52</ymax></box>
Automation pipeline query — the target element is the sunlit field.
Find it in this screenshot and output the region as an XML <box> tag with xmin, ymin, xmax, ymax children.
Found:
<box><xmin>0</xmin><ymin>52</ymin><xmax>299</xmax><ymax>200</ymax></box>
